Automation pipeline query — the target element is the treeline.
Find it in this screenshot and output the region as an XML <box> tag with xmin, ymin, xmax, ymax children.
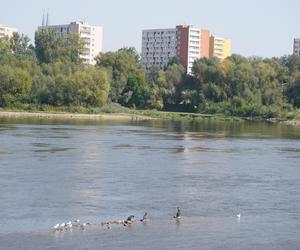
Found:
<box><xmin>0</xmin><ymin>30</ymin><xmax>300</xmax><ymax>118</ymax></box>
<box><xmin>0</xmin><ymin>30</ymin><xmax>109</xmax><ymax>108</ymax></box>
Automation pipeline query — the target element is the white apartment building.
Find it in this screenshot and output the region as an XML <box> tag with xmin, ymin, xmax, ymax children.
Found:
<box><xmin>142</xmin><ymin>25</ymin><xmax>210</xmax><ymax>74</ymax></box>
<box><xmin>0</xmin><ymin>24</ymin><xmax>17</xmax><ymax>39</ymax></box>
<box><xmin>141</xmin><ymin>28</ymin><xmax>177</xmax><ymax>69</ymax></box>
<box><xmin>186</xmin><ymin>27</ymin><xmax>202</xmax><ymax>74</ymax></box>
<box><xmin>39</xmin><ymin>21</ymin><xmax>103</xmax><ymax>65</ymax></box>
<box><xmin>294</xmin><ymin>38</ymin><xmax>300</xmax><ymax>56</ymax></box>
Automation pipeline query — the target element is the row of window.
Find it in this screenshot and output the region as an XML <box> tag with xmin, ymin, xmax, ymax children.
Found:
<box><xmin>143</xmin><ymin>58</ymin><xmax>171</xmax><ymax>61</ymax></box>
<box><xmin>143</xmin><ymin>41</ymin><xmax>175</xmax><ymax>45</ymax></box>
<box><xmin>189</xmin><ymin>46</ymin><xmax>200</xmax><ymax>50</ymax></box>
<box><xmin>142</xmin><ymin>51</ymin><xmax>175</xmax><ymax>55</ymax></box>
<box><xmin>143</xmin><ymin>46</ymin><xmax>176</xmax><ymax>50</ymax></box>
<box><xmin>142</xmin><ymin>39</ymin><xmax>176</xmax><ymax>43</ymax></box>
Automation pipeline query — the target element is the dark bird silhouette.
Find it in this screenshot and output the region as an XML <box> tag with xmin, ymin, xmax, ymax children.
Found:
<box><xmin>123</xmin><ymin>215</ymin><xmax>135</xmax><ymax>226</ymax></box>
<box><xmin>173</xmin><ymin>207</ymin><xmax>181</xmax><ymax>219</ymax></box>
<box><xmin>126</xmin><ymin>215</ymin><xmax>135</xmax><ymax>222</ymax></box>
<box><xmin>140</xmin><ymin>212</ymin><xmax>148</xmax><ymax>222</ymax></box>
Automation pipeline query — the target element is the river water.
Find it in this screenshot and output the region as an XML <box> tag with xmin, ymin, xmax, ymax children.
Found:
<box><xmin>0</xmin><ymin>118</ymin><xmax>299</xmax><ymax>249</ymax></box>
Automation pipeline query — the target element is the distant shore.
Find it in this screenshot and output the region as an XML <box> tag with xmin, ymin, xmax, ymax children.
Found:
<box><xmin>1</xmin><ymin>110</ymin><xmax>300</xmax><ymax>126</ymax></box>
<box><xmin>0</xmin><ymin>111</ymin><xmax>154</xmax><ymax>121</ymax></box>
<box><xmin>284</xmin><ymin>119</ymin><xmax>300</xmax><ymax>126</ymax></box>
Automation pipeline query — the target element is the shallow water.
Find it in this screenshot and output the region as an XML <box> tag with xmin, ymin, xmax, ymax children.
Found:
<box><xmin>0</xmin><ymin>118</ymin><xmax>300</xmax><ymax>249</ymax></box>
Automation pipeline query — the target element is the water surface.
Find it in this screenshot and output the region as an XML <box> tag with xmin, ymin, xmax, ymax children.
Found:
<box><xmin>0</xmin><ymin>118</ymin><xmax>299</xmax><ymax>249</ymax></box>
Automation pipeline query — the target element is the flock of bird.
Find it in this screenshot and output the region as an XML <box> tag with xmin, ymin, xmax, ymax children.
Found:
<box><xmin>52</xmin><ymin>207</ymin><xmax>241</xmax><ymax>232</ymax></box>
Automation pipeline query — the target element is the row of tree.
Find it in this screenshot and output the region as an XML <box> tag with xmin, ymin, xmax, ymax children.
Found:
<box><xmin>0</xmin><ymin>30</ymin><xmax>300</xmax><ymax>118</ymax></box>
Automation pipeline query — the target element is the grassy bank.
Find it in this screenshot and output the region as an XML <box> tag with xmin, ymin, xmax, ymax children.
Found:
<box><xmin>0</xmin><ymin>103</ymin><xmax>299</xmax><ymax>123</ymax></box>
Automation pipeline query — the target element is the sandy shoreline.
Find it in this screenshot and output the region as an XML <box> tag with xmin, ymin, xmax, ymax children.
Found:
<box><xmin>0</xmin><ymin>111</ymin><xmax>154</xmax><ymax>121</ymax></box>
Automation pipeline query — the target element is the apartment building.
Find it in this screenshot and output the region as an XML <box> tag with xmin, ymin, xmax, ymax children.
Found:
<box><xmin>293</xmin><ymin>38</ymin><xmax>300</xmax><ymax>56</ymax></box>
<box><xmin>141</xmin><ymin>28</ymin><xmax>177</xmax><ymax>69</ymax></box>
<box><xmin>39</xmin><ymin>21</ymin><xmax>103</xmax><ymax>65</ymax></box>
<box><xmin>176</xmin><ymin>25</ymin><xmax>210</xmax><ymax>74</ymax></box>
<box><xmin>0</xmin><ymin>24</ymin><xmax>17</xmax><ymax>39</ymax></box>
<box><xmin>142</xmin><ymin>25</ymin><xmax>210</xmax><ymax>74</ymax></box>
<box><xmin>209</xmin><ymin>35</ymin><xmax>231</xmax><ymax>60</ymax></box>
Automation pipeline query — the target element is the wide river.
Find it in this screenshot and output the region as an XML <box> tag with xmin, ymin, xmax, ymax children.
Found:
<box><xmin>0</xmin><ymin>117</ymin><xmax>299</xmax><ymax>249</ymax></box>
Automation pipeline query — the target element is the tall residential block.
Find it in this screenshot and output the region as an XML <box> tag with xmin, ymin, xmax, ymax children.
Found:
<box><xmin>209</xmin><ymin>35</ymin><xmax>231</xmax><ymax>60</ymax></box>
<box><xmin>39</xmin><ymin>21</ymin><xmax>103</xmax><ymax>65</ymax></box>
<box><xmin>176</xmin><ymin>25</ymin><xmax>210</xmax><ymax>74</ymax></box>
<box><xmin>293</xmin><ymin>38</ymin><xmax>300</xmax><ymax>56</ymax></box>
<box><xmin>0</xmin><ymin>24</ymin><xmax>17</xmax><ymax>39</ymax></box>
<box><xmin>141</xmin><ymin>25</ymin><xmax>210</xmax><ymax>74</ymax></box>
<box><xmin>141</xmin><ymin>28</ymin><xmax>177</xmax><ymax>70</ymax></box>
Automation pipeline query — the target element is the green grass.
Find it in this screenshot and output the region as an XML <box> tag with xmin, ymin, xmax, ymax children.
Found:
<box><xmin>0</xmin><ymin>103</ymin><xmax>299</xmax><ymax>122</ymax></box>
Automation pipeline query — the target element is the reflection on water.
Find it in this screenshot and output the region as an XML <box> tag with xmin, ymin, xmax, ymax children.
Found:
<box><xmin>0</xmin><ymin>117</ymin><xmax>299</xmax><ymax>249</ymax></box>
<box><xmin>33</xmin><ymin>147</ymin><xmax>74</xmax><ymax>153</ymax></box>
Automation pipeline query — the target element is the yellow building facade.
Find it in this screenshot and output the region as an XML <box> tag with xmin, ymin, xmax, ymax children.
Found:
<box><xmin>209</xmin><ymin>35</ymin><xmax>231</xmax><ymax>60</ymax></box>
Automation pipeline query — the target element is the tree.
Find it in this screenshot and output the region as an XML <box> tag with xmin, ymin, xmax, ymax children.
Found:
<box><xmin>10</xmin><ymin>32</ymin><xmax>35</xmax><ymax>59</ymax></box>
<box><xmin>35</xmin><ymin>29</ymin><xmax>84</xmax><ymax>64</ymax></box>
<box><xmin>35</xmin><ymin>29</ymin><xmax>57</xmax><ymax>64</ymax></box>
<box><xmin>163</xmin><ymin>63</ymin><xmax>185</xmax><ymax>106</ymax></box>
<box><xmin>0</xmin><ymin>65</ymin><xmax>31</xmax><ymax>106</ymax></box>
<box><xmin>96</xmin><ymin>47</ymin><xmax>144</xmax><ymax>102</ymax></box>
<box><xmin>285</xmin><ymin>79</ymin><xmax>300</xmax><ymax>108</ymax></box>
<box><xmin>119</xmin><ymin>74</ymin><xmax>147</xmax><ymax>108</ymax></box>
<box><xmin>145</xmin><ymin>66</ymin><xmax>166</xmax><ymax>110</ymax></box>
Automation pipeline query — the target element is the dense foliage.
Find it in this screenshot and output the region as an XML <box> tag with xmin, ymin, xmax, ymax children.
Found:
<box><xmin>0</xmin><ymin>30</ymin><xmax>110</xmax><ymax>107</ymax></box>
<box><xmin>0</xmin><ymin>30</ymin><xmax>300</xmax><ymax>118</ymax></box>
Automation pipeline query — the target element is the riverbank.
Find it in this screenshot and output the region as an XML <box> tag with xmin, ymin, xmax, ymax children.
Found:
<box><xmin>0</xmin><ymin>111</ymin><xmax>154</xmax><ymax>121</ymax></box>
<box><xmin>284</xmin><ymin>119</ymin><xmax>300</xmax><ymax>126</ymax></box>
<box><xmin>0</xmin><ymin>109</ymin><xmax>245</xmax><ymax>123</ymax></box>
<box><xmin>0</xmin><ymin>105</ymin><xmax>299</xmax><ymax>124</ymax></box>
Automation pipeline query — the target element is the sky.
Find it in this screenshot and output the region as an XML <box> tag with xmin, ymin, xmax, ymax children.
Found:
<box><xmin>1</xmin><ymin>0</ymin><xmax>299</xmax><ymax>57</ymax></box>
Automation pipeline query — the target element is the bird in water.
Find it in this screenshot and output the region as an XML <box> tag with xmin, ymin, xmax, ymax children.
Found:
<box><xmin>80</xmin><ymin>223</ymin><xmax>87</xmax><ymax>230</ymax></box>
<box><xmin>126</xmin><ymin>215</ymin><xmax>135</xmax><ymax>222</ymax></box>
<box><xmin>237</xmin><ymin>213</ymin><xmax>241</xmax><ymax>219</ymax></box>
<box><xmin>53</xmin><ymin>224</ymin><xmax>60</xmax><ymax>231</ymax></box>
<box><xmin>123</xmin><ymin>215</ymin><xmax>134</xmax><ymax>226</ymax></box>
<box><xmin>140</xmin><ymin>212</ymin><xmax>149</xmax><ymax>222</ymax></box>
<box><xmin>173</xmin><ymin>207</ymin><xmax>181</xmax><ymax>219</ymax></box>
<box><xmin>66</xmin><ymin>221</ymin><xmax>72</xmax><ymax>229</ymax></box>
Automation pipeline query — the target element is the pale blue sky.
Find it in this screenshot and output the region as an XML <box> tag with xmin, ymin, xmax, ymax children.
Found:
<box><xmin>1</xmin><ymin>0</ymin><xmax>299</xmax><ymax>57</ymax></box>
